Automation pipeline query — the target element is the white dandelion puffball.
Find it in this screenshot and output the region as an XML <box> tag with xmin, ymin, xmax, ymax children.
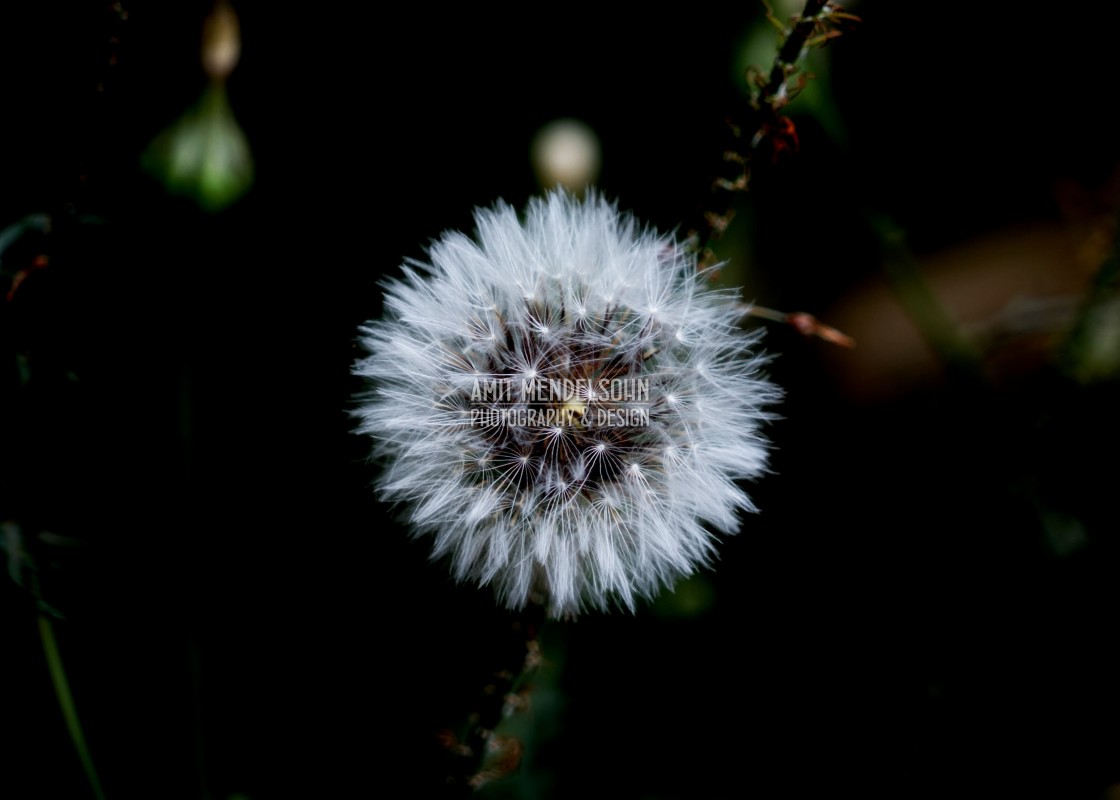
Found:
<box><xmin>354</xmin><ymin>191</ymin><xmax>779</xmax><ymax>616</ymax></box>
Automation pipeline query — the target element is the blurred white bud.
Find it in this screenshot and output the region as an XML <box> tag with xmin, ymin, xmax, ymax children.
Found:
<box><xmin>531</xmin><ymin>119</ymin><xmax>601</xmax><ymax>192</ymax></box>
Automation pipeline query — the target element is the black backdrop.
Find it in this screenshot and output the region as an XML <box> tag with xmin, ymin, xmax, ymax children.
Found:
<box><xmin>3</xmin><ymin>3</ymin><xmax>1119</xmax><ymax>798</ymax></box>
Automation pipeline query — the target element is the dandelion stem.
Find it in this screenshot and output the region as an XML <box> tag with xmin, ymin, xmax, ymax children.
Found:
<box><xmin>38</xmin><ymin>614</ymin><xmax>107</xmax><ymax>800</ymax></box>
<box><xmin>443</xmin><ymin>604</ymin><xmax>548</xmax><ymax>793</ymax></box>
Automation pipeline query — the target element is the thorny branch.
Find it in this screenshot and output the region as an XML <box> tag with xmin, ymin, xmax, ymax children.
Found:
<box><xmin>692</xmin><ymin>0</ymin><xmax>858</xmax><ymax>347</ymax></box>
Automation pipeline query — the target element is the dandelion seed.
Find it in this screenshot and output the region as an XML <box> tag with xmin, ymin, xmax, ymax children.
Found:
<box><xmin>353</xmin><ymin>191</ymin><xmax>779</xmax><ymax>616</ymax></box>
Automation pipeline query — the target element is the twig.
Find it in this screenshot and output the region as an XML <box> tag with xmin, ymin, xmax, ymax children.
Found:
<box><xmin>742</xmin><ymin>303</ymin><xmax>855</xmax><ymax>347</ymax></box>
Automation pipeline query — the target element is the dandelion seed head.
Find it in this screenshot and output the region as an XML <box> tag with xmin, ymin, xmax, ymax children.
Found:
<box><xmin>354</xmin><ymin>191</ymin><xmax>779</xmax><ymax>616</ymax></box>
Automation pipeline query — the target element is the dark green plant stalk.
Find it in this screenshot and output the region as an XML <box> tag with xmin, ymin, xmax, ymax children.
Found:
<box><xmin>38</xmin><ymin>614</ymin><xmax>107</xmax><ymax>800</ymax></box>
<box><xmin>873</xmin><ymin>215</ymin><xmax>985</xmax><ymax>376</ymax></box>
<box><xmin>1060</xmin><ymin>218</ymin><xmax>1120</xmax><ymax>379</ymax></box>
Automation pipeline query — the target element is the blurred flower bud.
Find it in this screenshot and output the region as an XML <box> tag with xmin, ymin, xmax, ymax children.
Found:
<box><xmin>531</xmin><ymin>119</ymin><xmax>601</xmax><ymax>193</ymax></box>
<box><xmin>143</xmin><ymin>3</ymin><xmax>252</xmax><ymax>211</ymax></box>
<box><xmin>142</xmin><ymin>83</ymin><xmax>253</xmax><ymax>212</ymax></box>
<box><xmin>201</xmin><ymin>2</ymin><xmax>241</xmax><ymax>81</ymax></box>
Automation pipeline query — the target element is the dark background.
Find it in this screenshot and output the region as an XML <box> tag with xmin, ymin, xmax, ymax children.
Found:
<box><xmin>3</xmin><ymin>2</ymin><xmax>1119</xmax><ymax>798</ymax></box>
